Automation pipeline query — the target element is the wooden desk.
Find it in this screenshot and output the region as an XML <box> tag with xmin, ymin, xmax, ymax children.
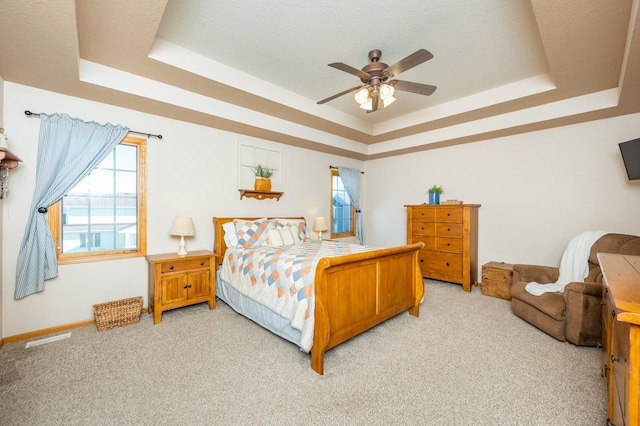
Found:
<box><xmin>598</xmin><ymin>253</ymin><xmax>640</xmax><ymax>426</ymax></box>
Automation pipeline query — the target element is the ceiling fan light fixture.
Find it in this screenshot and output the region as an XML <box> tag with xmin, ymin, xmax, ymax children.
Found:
<box><xmin>380</xmin><ymin>83</ymin><xmax>395</xmax><ymax>99</ymax></box>
<box><xmin>359</xmin><ymin>99</ymin><xmax>373</xmax><ymax>111</ymax></box>
<box><xmin>354</xmin><ymin>87</ymin><xmax>370</xmax><ymax>105</ymax></box>
<box><xmin>382</xmin><ymin>96</ymin><xmax>396</xmax><ymax>107</ymax></box>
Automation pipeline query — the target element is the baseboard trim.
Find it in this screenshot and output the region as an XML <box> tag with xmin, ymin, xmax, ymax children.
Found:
<box><xmin>4</xmin><ymin>319</ymin><xmax>96</xmax><ymax>343</ymax></box>
<box><xmin>3</xmin><ymin>306</ymin><xmax>150</xmax><ymax>344</ymax></box>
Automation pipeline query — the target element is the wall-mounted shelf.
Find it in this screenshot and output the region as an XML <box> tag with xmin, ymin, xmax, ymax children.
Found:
<box><xmin>0</xmin><ymin>147</ymin><xmax>22</xmax><ymax>169</ymax></box>
<box><xmin>239</xmin><ymin>189</ymin><xmax>284</xmax><ymax>201</ymax></box>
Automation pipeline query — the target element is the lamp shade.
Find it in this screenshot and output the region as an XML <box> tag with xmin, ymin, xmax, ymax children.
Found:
<box><xmin>313</xmin><ymin>217</ymin><xmax>328</xmax><ymax>232</ymax></box>
<box><xmin>354</xmin><ymin>87</ymin><xmax>370</xmax><ymax>105</ymax></box>
<box><xmin>169</xmin><ymin>216</ymin><xmax>195</xmax><ymax>236</ymax></box>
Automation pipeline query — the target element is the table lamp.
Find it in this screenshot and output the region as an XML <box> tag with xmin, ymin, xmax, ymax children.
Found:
<box><xmin>313</xmin><ymin>217</ymin><xmax>328</xmax><ymax>241</ymax></box>
<box><xmin>169</xmin><ymin>216</ymin><xmax>195</xmax><ymax>256</ymax></box>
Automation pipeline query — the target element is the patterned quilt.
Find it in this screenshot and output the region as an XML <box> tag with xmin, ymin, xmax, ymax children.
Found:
<box><xmin>219</xmin><ymin>240</ymin><xmax>373</xmax><ymax>352</ymax></box>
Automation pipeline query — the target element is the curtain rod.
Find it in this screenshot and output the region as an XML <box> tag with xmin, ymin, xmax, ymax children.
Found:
<box><xmin>24</xmin><ymin>111</ymin><xmax>163</xmax><ymax>139</ymax></box>
<box><xmin>329</xmin><ymin>165</ymin><xmax>364</xmax><ymax>174</ymax></box>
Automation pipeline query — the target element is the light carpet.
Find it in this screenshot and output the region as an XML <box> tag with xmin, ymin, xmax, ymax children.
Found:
<box><xmin>0</xmin><ymin>280</ymin><xmax>606</xmax><ymax>425</ymax></box>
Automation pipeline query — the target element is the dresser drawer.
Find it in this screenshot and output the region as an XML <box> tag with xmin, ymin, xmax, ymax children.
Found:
<box><xmin>418</xmin><ymin>250</ymin><xmax>463</xmax><ymax>278</ymax></box>
<box><xmin>412</xmin><ymin>221</ymin><xmax>435</xmax><ymax>236</ymax></box>
<box><xmin>413</xmin><ymin>222</ymin><xmax>463</xmax><ymax>237</ymax></box>
<box><xmin>411</xmin><ymin>235</ymin><xmax>435</xmax><ymax>250</ymax></box>
<box><xmin>411</xmin><ymin>207</ymin><xmax>436</xmax><ymax>221</ymax></box>
<box><xmin>435</xmin><ymin>222</ymin><xmax>463</xmax><ymax>237</ymax></box>
<box><xmin>435</xmin><ymin>237</ymin><xmax>462</xmax><ymax>253</ymax></box>
<box><xmin>161</xmin><ymin>257</ymin><xmax>210</xmax><ymax>273</ymax></box>
<box><xmin>435</xmin><ymin>207</ymin><xmax>462</xmax><ymax>223</ymax></box>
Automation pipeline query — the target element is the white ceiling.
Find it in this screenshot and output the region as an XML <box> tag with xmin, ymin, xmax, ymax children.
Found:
<box><xmin>0</xmin><ymin>1</ymin><xmax>638</xmax><ymax>159</ymax></box>
<box><xmin>155</xmin><ymin>0</ymin><xmax>549</xmax><ymax>123</ymax></box>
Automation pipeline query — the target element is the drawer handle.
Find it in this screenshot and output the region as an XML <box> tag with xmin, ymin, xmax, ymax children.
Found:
<box><xmin>446</xmin><ymin>262</ymin><xmax>450</xmax><ymax>267</ymax></box>
<box><xmin>420</xmin><ymin>259</ymin><xmax>424</xmax><ymax>263</ymax></box>
<box><xmin>447</xmin><ymin>213</ymin><xmax>451</xmax><ymax>216</ymax></box>
<box><xmin>447</xmin><ymin>228</ymin><xmax>451</xmax><ymax>232</ymax></box>
<box><xmin>610</xmin><ymin>354</ymin><xmax>619</xmax><ymax>363</ymax></box>
<box><xmin>612</xmin><ymin>310</ymin><xmax>616</xmax><ymax>318</ymax></box>
<box><xmin>183</xmin><ymin>284</ymin><xmax>192</xmax><ymax>289</ymax></box>
<box><xmin>169</xmin><ymin>266</ymin><xmax>174</xmax><ymax>270</ymax></box>
<box><xmin>200</xmin><ymin>261</ymin><xmax>204</xmax><ymax>266</ymax></box>
<box><xmin>446</xmin><ymin>243</ymin><xmax>450</xmax><ymax>246</ymax></box>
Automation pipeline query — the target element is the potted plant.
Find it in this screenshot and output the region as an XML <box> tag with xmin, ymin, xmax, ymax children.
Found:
<box><xmin>427</xmin><ymin>184</ymin><xmax>443</xmax><ymax>205</ymax></box>
<box><xmin>250</xmin><ymin>164</ymin><xmax>274</xmax><ymax>192</ymax></box>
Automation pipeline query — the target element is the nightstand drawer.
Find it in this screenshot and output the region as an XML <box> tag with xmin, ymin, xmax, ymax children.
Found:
<box><xmin>161</xmin><ymin>258</ymin><xmax>210</xmax><ymax>273</ymax></box>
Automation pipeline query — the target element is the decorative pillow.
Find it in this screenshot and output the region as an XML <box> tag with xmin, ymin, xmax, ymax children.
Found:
<box><xmin>275</xmin><ymin>218</ymin><xmax>309</xmax><ymax>242</ymax></box>
<box><xmin>268</xmin><ymin>227</ymin><xmax>298</xmax><ymax>248</ymax></box>
<box><xmin>234</xmin><ymin>218</ymin><xmax>271</xmax><ymax>248</ymax></box>
<box><xmin>222</xmin><ymin>221</ymin><xmax>239</xmax><ymax>247</ymax></box>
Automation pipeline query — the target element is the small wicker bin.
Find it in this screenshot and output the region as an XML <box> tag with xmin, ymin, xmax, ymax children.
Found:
<box><xmin>92</xmin><ymin>296</ymin><xmax>143</xmax><ymax>332</ymax></box>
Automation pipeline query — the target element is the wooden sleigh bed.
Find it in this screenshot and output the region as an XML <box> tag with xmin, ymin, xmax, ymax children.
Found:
<box><xmin>212</xmin><ymin>217</ymin><xmax>425</xmax><ymax>375</ymax></box>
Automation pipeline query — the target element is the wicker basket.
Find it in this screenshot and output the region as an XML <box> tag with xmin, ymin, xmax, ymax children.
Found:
<box><xmin>92</xmin><ymin>296</ymin><xmax>143</xmax><ymax>332</ymax></box>
<box><xmin>254</xmin><ymin>177</ymin><xmax>272</xmax><ymax>192</ymax></box>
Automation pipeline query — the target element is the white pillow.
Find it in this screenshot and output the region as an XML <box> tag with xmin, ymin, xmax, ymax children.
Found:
<box><xmin>222</xmin><ymin>221</ymin><xmax>239</xmax><ymax>247</ymax></box>
<box><xmin>275</xmin><ymin>218</ymin><xmax>309</xmax><ymax>242</ymax></box>
<box><xmin>268</xmin><ymin>227</ymin><xmax>298</xmax><ymax>247</ymax></box>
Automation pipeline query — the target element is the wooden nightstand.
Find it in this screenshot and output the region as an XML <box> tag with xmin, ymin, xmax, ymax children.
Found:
<box><xmin>146</xmin><ymin>250</ymin><xmax>216</xmax><ymax>324</ymax></box>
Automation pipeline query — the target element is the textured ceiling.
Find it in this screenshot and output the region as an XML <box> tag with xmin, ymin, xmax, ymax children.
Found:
<box><xmin>155</xmin><ymin>0</ymin><xmax>549</xmax><ymax>123</ymax></box>
<box><xmin>0</xmin><ymin>0</ymin><xmax>638</xmax><ymax>160</ymax></box>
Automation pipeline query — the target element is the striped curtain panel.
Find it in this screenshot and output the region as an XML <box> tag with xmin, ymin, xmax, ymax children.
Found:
<box><xmin>15</xmin><ymin>114</ymin><xmax>129</xmax><ymax>299</ymax></box>
<box><xmin>337</xmin><ymin>166</ymin><xmax>365</xmax><ymax>245</ymax></box>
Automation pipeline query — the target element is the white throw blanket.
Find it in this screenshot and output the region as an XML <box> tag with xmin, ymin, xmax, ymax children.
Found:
<box><xmin>525</xmin><ymin>231</ymin><xmax>607</xmax><ymax>296</ymax></box>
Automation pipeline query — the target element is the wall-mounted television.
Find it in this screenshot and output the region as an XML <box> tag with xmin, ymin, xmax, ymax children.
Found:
<box><xmin>619</xmin><ymin>138</ymin><xmax>640</xmax><ymax>181</ymax></box>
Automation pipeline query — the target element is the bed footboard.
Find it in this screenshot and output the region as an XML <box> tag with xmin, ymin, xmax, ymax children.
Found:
<box><xmin>311</xmin><ymin>242</ymin><xmax>424</xmax><ymax>375</ymax></box>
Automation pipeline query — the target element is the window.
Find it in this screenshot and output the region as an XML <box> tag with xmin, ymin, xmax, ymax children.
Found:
<box><xmin>330</xmin><ymin>169</ymin><xmax>355</xmax><ymax>238</ymax></box>
<box><xmin>49</xmin><ymin>136</ymin><xmax>147</xmax><ymax>264</ymax></box>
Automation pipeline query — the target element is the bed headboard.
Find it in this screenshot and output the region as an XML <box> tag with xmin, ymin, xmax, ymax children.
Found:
<box><xmin>212</xmin><ymin>217</ymin><xmax>306</xmax><ymax>266</ymax></box>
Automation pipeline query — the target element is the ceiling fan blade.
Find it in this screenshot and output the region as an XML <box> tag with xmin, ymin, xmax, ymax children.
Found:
<box><xmin>391</xmin><ymin>80</ymin><xmax>437</xmax><ymax>96</ymax></box>
<box><xmin>317</xmin><ymin>85</ymin><xmax>364</xmax><ymax>104</ymax></box>
<box><xmin>384</xmin><ymin>49</ymin><xmax>434</xmax><ymax>77</ymax></box>
<box><xmin>328</xmin><ymin>63</ymin><xmax>370</xmax><ymax>80</ymax></box>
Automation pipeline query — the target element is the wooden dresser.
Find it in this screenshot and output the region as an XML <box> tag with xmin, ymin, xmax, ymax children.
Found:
<box><xmin>405</xmin><ymin>204</ymin><xmax>480</xmax><ymax>292</ymax></box>
<box><xmin>599</xmin><ymin>253</ymin><xmax>640</xmax><ymax>426</ymax></box>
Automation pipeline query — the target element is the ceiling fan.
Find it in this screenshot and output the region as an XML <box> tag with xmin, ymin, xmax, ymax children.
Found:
<box><xmin>317</xmin><ymin>49</ymin><xmax>437</xmax><ymax>113</ymax></box>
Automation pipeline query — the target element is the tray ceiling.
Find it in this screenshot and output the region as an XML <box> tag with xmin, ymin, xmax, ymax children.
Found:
<box><xmin>0</xmin><ymin>0</ymin><xmax>638</xmax><ymax>159</ymax></box>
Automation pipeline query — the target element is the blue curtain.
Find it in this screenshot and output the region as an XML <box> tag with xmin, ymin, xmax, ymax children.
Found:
<box><xmin>337</xmin><ymin>166</ymin><xmax>365</xmax><ymax>245</ymax></box>
<box><xmin>15</xmin><ymin>114</ymin><xmax>129</xmax><ymax>299</ymax></box>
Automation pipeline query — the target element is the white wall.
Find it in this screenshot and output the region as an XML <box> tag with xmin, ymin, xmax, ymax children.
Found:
<box><xmin>364</xmin><ymin>113</ymin><xmax>640</xmax><ymax>272</ymax></box>
<box><xmin>1</xmin><ymin>82</ymin><xmax>362</xmax><ymax>337</ymax></box>
<box><xmin>4</xmin><ymin>80</ymin><xmax>640</xmax><ymax>338</ymax></box>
